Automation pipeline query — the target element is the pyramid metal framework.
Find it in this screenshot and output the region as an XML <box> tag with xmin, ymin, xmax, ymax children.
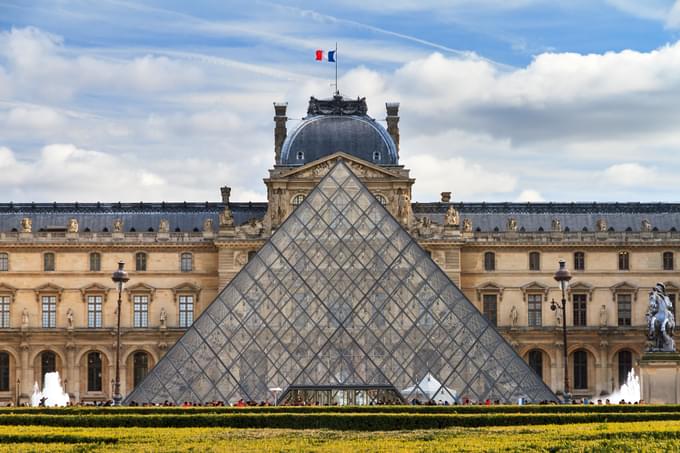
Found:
<box><xmin>126</xmin><ymin>160</ymin><xmax>556</xmax><ymax>405</ymax></box>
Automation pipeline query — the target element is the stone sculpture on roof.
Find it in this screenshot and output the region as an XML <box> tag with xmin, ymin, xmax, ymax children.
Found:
<box><xmin>21</xmin><ymin>217</ymin><xmax>32</xmax><ymax>233</ymax></box>
<box><xmin>67</xmin><ymin>218</ymin><xmax>78</xmax><ymax>233</ymax></box>
<box><xmin>445</xmin><ymin>206</ymin><xmax>459</xmax><ymax>226</ymax></box>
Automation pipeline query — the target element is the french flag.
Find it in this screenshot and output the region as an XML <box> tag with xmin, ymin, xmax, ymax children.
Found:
<box><xmin>315</xmin><ymin>49</ymin><xmax>336</xmax><ymax>62</ymax></box>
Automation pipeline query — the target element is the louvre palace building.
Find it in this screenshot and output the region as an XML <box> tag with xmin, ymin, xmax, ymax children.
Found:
<box><xmin>0</xmin><ymin>94</ymin><xmax>675</xmax><ymax>405</ymax></box>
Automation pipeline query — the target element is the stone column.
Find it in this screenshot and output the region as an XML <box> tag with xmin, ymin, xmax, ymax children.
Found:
<box><xmin>385</xmin><ymin>102</ymin><xmax>400</xmax><ymax>158</ymax></box>
<box><xmin>596</xmin><ymin>340</ymin><xmax>609</xmax><ymax>396</ymax></box>
<box><xmin>66</xmin><ymin>342</ymin><xmax>76</xmax><ymax>402</ymax></box>
<box><xmin>274</xmin><ymin>102</ymin><xmax>288</xmax><ymax>163</ymax></box>
<box><xmin>19</xmin><ymin>343</ymin><xmax>29</xmax><ymax>404</ymax></box>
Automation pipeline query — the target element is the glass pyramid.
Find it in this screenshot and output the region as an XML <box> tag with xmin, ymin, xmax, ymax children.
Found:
<box><xmin>126</xmin><ymin>160</ymin><xmax>556</xmax><ymax>405</ymax></box>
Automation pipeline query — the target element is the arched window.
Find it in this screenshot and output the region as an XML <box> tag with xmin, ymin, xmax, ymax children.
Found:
<box><xmin>375</xmin><ymin>194</ymin><xmax>387</xmax><ymax>206</ymax></box>
<box><xmin>41</xmin><ymin>351</ymin><xmax>56</xmax><ymax>387</ymax></box>
<box><xmin>135</xmin><ymin>252</ymin><xmax>147</xmax><ymax>271</ymax></box>
<box><xmin>0</xmin><ymin>253</ymin><xmax>7</xmax><ymax>272</ymax></box>
<box><xmin>484</xmin><ymin>252</ymin><xmax>495</xmax><ymax>271</ymax></box>
<box><xmin>133</xmin><ymin>352</ymin><xmax>149</xmax><ymax>388</ymax></box>
<box><xmin>89</xmin><ymin>252</ymin><xmax>101</xmax><ymax>272</ymax></box>
<box><xmin>373</xmin><ymin>151</ymin><xmax>381</xmax><ymax>161</ymax></box>
<box><xmin>296</xmin><ymin>151</ymin><xmax>304</xmax><ymax>161</ymax></box>
<box><xmin>618</xmin><ymin>251</ymin><xmax>629</xmax><ymax>271</ymax></box>
<box><xmin>44</xmin><ymin>252</ymin><xmax>55</xmax><ymax>272</ymax></box>
<box><xmin>618</xmin><ymin>350</ymin><xmax>633</xmax><ymax>387</ymax></box>
<box><xmin>180</xmin><ymin>253</ymin><xmax>193</xmax><ymax>272</ymax></box>
<box><xmin>529</xmin><ymin>251</ymin><xmax>541</xmax><ymax>271</ymax></box>
<box><xmin>0</xmin><ymin>352</ymin><xmax>9</xmax><ymax>391</ymax></box>
<box><xmin>573</xmin><ymin>350</ymin><xmax>588</xmax><ymax>390</ymax></box>
<box><xmin>663</xmin><ymin>251</ymin><xmax>674</xmax><ymax>271</ymax></box>
<box><xmin>574</xmin><ymin>251</ymin><xmax>585</xmax><ymax>271</ymax></box>
<box><xmin>528</xmin><ymin>350</ymin><xmax>543</xmax><ymax>379</ymax></box>
<box><xmin>87</xmin><ymin>352</ymin><xmax>102</xmax><ymax>392</ymax></box>
<box><xmin>291</xmin><ymin>194</ymin><xmax>305</xmax><ymax>207</ymax></box>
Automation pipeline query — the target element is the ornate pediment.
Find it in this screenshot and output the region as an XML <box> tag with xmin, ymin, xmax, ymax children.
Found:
<box><xmin>80</xmin><ymin>283</ymin><xmax>111</xmax><ymax>303</ymax></box>
<box><xmin>568</xmin><ymin>281</ymin><xmax>594</xmax><ymax>298</ymax></box>
<box><xmin>34</xmin><ymin>283</ymin><xmax>64</xmax><ymax>303</ymax></box>
<box><xmin>520</xmin><ymin>281</ymin><xmax>550</xmax><ymax>300</ymax></box>
<box><xmin>172</xmin><ymin>282</ymin><xmax>202</xmax><ymax>303</ymax></box>
<box><xmin>279</xmin><ymin>153</ymin><xmax>403</xmax><ymax>181</ymax></box>
<box><xmin>126</xmin><ymin>282</ymin><xmax>156</xmax><ymax>302</ymax></box>
<box><xmin>0</xmin><ymin>282</ymin><xmax>17</xmax><ymax>296</ymax></box>
<box><xmin>610</xmin><ymin>281</ymin><xmax>639</xmax><ymax>302</ymax></box>
<box><xmin>476</xmin><ymin>281</ymin><xmax>504</xmax><ymax>302</ymax></box>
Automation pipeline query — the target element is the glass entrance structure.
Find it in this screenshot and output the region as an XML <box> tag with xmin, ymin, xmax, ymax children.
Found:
<box><xmin>126</xmin><ymin>160</ymin><xmax>556</xmax><ymax>405</ymax></box>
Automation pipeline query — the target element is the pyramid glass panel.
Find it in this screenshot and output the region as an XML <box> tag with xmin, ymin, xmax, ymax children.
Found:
<box><xmin>126</xmin><ymin>159</ymin><xmax>556</xmax><ymax>405</ymax></box>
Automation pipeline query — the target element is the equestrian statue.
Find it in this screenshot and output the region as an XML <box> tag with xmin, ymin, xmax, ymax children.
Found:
<box><xmin>647</xmin><ymin>282</ymin><xmax>676</xmax><ymax>352</ymax></box>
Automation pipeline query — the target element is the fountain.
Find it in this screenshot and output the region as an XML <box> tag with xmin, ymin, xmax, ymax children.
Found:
<box><xmin>605</xmin><ymin>369</ymin><xmax>640</xmax><ymax>404</ymax></box>
<box><xmin>31</xmin><ymin>372</ymin><xmax>70</xmax><ymax>407</ymax></box>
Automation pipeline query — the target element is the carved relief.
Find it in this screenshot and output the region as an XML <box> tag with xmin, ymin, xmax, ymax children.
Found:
<box><xmin>219</xmin><ymin>207</ymin><xmax>234</xmax><ymax>227</ymax></box>
<box><xmin>20</xmin><ymin>217</ymin><xmax>32</xmax><ymax>233</ymax></box>
<box><xmin>551</xmin><ymin>218</ymin><xmax>562</xmax><ymax>232</ymax></box>
<box><xmin>596</xmin><ymin>218</ymin><xmax>608</xmax><ymax>232</ymax></box>
<box><xmin>240</xmin><ymin>218</ymin><xmax>263</xmax><ymax>236</ymax></box>
<box><xmin>396</xmin><ymin>188</ymin><xmax>411</xmax><ymax>225</ymax></box>
<box><xmin>235</xmin><ymin>251</ymin><xmax>248</xmax><ymax>266</ymax></box>
<box><xmin>67</xmin><ymin>218</ymin><xmax>79</xmax><ymax>233</ymax></box>
<box><xmin>445</xmin><ymin>206</ymin><xmax>459</xmax><ymax>226</ymax></box>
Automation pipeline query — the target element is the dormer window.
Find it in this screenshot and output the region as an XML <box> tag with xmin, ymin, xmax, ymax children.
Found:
<box><xmin>373</xmin><ymin>151</ymin><xmax>381</xmax><ymax>161</ymax></box>
<box><xmin>296</xmin><ymin>151</ymin><xmax>304</xmax><ymax>161</ymax></box>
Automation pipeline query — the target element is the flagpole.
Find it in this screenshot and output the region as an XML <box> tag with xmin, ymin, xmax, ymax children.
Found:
<box><xmin>335</xmin><ymin>42</ymin><xmax>338</xmax><ymax>96</ymax></box>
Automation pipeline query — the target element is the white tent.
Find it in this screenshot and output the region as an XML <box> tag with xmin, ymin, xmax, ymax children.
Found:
<box><xmin>401</xmin><ymin>373</ymin><xmax>458</xmax><ymax>404</ymax></box>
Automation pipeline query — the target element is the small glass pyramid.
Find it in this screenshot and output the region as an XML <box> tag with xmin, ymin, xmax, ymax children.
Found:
<box><xmin>126</xmin><ymin>160</ymin><xmax>556</xmax><ymax>405</ymax></box>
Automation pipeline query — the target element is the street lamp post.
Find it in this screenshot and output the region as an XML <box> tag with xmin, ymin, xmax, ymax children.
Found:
<box><xmin>111</xmin><ymin>261</ymin><xmax>129</xmax><ymax>406</ymax></box>
<box><xmin>551</xmin><ymin>259</ymin><xmax>572</xmax><ymax>403</ymax></box>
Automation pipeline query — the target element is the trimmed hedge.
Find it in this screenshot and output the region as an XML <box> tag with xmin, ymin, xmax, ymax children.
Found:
<box><xmin>0</xmin><ymin>404</ymin><xmax>677</xmax><ymax>416</ymax></box>
<box><xmin>1</xmin><ymin>411</ymin><xmax>680</xmax><ymax>430</ymax></box>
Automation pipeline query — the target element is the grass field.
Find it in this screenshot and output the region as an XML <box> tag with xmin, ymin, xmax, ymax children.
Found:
<box><xmin>1</xmin><ymin>407</ymin><xmax>680</xmax><ymax>452</ymax></box>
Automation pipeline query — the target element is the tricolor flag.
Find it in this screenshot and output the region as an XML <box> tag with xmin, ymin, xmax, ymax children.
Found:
<box><xmin>315</xmin><ymin>49</ymin><xmax>336</xmax><ymax>62</ymax></box>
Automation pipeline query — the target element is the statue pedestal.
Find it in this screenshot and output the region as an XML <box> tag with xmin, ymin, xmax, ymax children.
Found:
<box><xmin>640</xmin><ymin>352</ymin><xmax>680</xmax><ymax>403</ymax></box>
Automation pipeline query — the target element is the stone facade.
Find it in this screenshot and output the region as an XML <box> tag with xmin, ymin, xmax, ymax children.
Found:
<box><xmin>0</xmin><ymin>96</ymin><xmax>675</xmax><ymax>404</ymax></box>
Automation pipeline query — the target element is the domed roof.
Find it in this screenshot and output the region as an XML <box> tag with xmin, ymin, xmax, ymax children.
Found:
<box><xmin>279</xmin><ymin>96</ymin><xmax>398</xmax><ymax>166</ymax></box>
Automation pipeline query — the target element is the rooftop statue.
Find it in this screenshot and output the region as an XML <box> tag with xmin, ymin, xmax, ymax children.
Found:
<box><xmin>647</xmin><ymin>282</ymin><xmax>676</xmax><ymax>352</ymax></box>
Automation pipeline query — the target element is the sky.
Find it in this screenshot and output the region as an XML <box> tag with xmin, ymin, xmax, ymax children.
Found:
<box><xmin>2</xmin><ymin>1</ymin><xmax>680</xmax><ymax>203</ymax></box>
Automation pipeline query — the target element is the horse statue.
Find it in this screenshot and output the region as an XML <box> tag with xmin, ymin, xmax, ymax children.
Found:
<box><xmin>647</xmin><ymin>282</ymin><xmax>676</xmax><ymax>352</ymax></box>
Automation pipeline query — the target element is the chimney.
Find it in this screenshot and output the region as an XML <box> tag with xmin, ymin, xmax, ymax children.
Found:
<box><xmin>220</xmin><ymin>186</ymin><xmax>231</xmax><ymax>205</ymax></box>
<box><xmin>385</xmin><ymin>102</ymin><xmax>400</xmax><ymax>158</ymax></box>
<box><xmin>441</xmin><ymin>192</ymin><xmax>451</xmax><ymax>203</ymax></box>
<box><xmin>274</xmin><ymin>102</ymin><xmax>288</xmax><ymax>163</ymax></box>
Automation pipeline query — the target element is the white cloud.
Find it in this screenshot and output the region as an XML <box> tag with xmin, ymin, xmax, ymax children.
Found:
<box><xmin>515</xmin><ymin>190</ymin><xmax>545</xmax><ymax>202</ymax></box>
<box><xmin>602</xmin><ymin>163</ymin><xmax>657</xmax><ymax>187</ymax></box>
<box><xmin>406</xmin><ymin>154</ymin><xmax>516</xmax><ymax>201</ymax></box>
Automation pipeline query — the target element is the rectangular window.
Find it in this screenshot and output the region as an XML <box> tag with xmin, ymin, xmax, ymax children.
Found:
<box><xmin>89</xmin><ymin>253</ymin><xmax>101</xmax><ymax>272</ymax></box>
<box><xmin>133</xmin><ymin>295</ymin><xmax>149</xmax><ymax>328</ymax></box>
<box><xmin>572</xmin><ymin>294</ymin><xmax>587</xmax><ymax>326</ymax></box>
<box><xmin>618</xmin><ymin>251</ymin><xmax>629</xmax><ymax>271</ymax></box>
<box><xmin>44</xmin><ymin>253</ymin><xmax>55</xmax><ymax>272</ymax></box>
<box><xmin>482</xmin><ymin>294</ymin><xmax>497</xmax><ymax>326</ymax></box>
<box><xmin>179</xmin><ymin>295</ymin><xmax>194</xmax><ymax>328</ymax></box>
<box><xmin>87</xmin><ymin>295</ymin><xmax>102</xmax><ymax>328</ymax></box>
<box><xmin>664</xmin><ymin>252</ymin><xmax>674</xmax><ymax>271</ymax></box>
<box><xmin>574</xmin><ymin>252</ymin><xmax>585</xmax><ymax>271</ymax></box>
<box><xmin>529</xmin><ymin>252</ymin><xmax>540</xmax><ymax>271</ymax></box>
<box><xmin>180</xmin><ymin>253</ymin><xmax>193</xmax><ymax>272</ymax></box>
<box><xmin>41</xmin><ymin>295</ymin><xmax>57</xmax><ymax>328</ymax></box>
<box><xmin>527</xmin><ymin>294</ymin><xmax>542</xmax><ymax>327</ymax></box>
<box><xmin>0</xmin><ymin>253</ymin><xmax>7</xmax><ymax>271</ymax></box>
<box><xmin>617</xmin><ymin>294</ymin><xmax>632</xmax><ymax>326</ymax></box>
<box><xmin>0</xmin><ymin>296</ymin><xmax>9</xmax><ymax>328</ymax></box>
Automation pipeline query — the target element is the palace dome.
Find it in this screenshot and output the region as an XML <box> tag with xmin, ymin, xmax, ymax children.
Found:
<box><xmin>279</xmin><ymin>95</ymin><xmax>398</xmax><ymax>166</ymax></box>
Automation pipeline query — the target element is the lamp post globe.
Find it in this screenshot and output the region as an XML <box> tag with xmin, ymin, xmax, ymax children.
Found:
<box><xmin>553</xmin><ymin>259</ymin><xmax>572</xmax><ymax>402</ymax></box>
<box><xmin>111</xmin><ymin>261</ymin><xmax>129</xmax><ymax>406</ymax></box>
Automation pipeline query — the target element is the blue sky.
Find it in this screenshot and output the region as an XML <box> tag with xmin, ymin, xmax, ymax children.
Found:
<box><xmin>1</xmin><ymin>0</ymin><xmax>680</xmax><ymax>202</ymax></box>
